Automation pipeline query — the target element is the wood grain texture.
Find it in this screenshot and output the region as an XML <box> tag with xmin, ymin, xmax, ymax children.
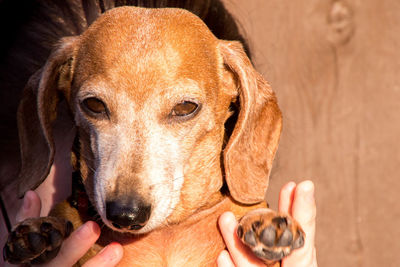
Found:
<box><xmin>223</xmin><ymin>0</ymin><xmax>400</xmax><ymax>266</ymax></box>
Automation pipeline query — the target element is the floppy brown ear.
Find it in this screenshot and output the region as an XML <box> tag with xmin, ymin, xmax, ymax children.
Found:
<box><xmin>17</xmin><ymin>37</ymin><xmax>78</xmax><ymax>198</ymax></box>
<box><xmin>220</xmin><ymin>41</ymin><xmax>282</xmax><ymax>204</ymax></box>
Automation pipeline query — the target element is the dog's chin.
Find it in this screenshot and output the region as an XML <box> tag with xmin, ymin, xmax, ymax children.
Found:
<box><xmin>100</xmin><ymin>217</ymin><xmax>161</xmax><ymax>235</ymax></box>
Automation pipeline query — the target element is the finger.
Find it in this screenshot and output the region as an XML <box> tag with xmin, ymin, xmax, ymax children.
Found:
<box><xmin>278</xmin><ymin>181</ymin><xmax>296</xmax><ymax>214</ymax></box>
<box><xmin>45</xmin><ymin>221</ymin><xmax>101</xmax><ymax>267</ymax></box>
<box><xmin>83</xmin><ymin>242</ymin><xmax>123</xmax><ymax>267</ymax></box>
<box><xmin>283</xmin><ymin>180</ymin><xmax>317</xmax><ymax>267</ymax></box>
<box><xmin>292</xmin><ymin>180</ymin><xmax>316</xmax><ymax>245</ymax></box>
<box><xmin>216</xmin><ymin>250</ymin><xmax>235</xmax><ymax>267</ymax></box>
<box><xmin>218</xmin><ymin>212</ymin><xmax>264</xmax><ymax>267</ymax></box>
<box><xmin>16</xmin><ymin>190</ymin><xmax>42</xmax><ymax>222</ymax></box>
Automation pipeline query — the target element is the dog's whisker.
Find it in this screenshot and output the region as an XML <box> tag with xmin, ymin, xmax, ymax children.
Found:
<box><xmin>78</xmin><ymin>155</ymin><xmax>97</xmax><ymax>173</ymax></box>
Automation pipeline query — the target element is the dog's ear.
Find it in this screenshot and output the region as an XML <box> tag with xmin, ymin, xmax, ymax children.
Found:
<box><xmin>219</xmin><ymin>41</ymin><xmax>282</xmax><ymax>204</ymax></box>
<box><xmin>17</xmin><ymin>37</ymin><xmax>78</xmax><ymax>198</ymax></box>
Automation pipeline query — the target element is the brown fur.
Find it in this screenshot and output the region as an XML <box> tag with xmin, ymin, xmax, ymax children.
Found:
<box><xmin>16</xmin><ymin>6</ymin><xmax>282</xmax><ymax>266</ymax></box>
<box><xmin>0</xmin><ymin>0</ymin><xmax>250</xmax><ymax>191</ymax></box>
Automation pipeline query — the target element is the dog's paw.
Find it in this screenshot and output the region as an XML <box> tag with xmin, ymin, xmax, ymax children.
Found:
<box><xmin>3</xmin><ymin>216</ymin><xmax>73</xmax><ymax>265</ymax></box>
<box><xmin>237</xmin><ymin>209</ymin><xmax>305</xmax><ymax>263</ymax></box>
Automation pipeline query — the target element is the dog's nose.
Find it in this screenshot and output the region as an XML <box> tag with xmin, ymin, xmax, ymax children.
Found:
<box><xmin>106</xmin><ymin>199</ymin><xmax>151</xmax><ymax>230</ymax></box>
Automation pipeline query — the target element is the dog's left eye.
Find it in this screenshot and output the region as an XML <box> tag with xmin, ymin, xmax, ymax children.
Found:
<box><xmin>171</xmin><ymin>101</ymin><xmax>199</xmax><ymax>117</ymax></box>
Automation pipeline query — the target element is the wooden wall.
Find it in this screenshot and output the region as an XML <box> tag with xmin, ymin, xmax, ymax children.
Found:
<box><xmin>223</xmin><ymin>0</ymin><xmax>400</xmax><ymax>266</ymax></box>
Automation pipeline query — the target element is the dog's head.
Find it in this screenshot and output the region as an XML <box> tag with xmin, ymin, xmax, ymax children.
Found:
<box><xmin>17</xmin><ymin>7</ymin><xmax>281</xmax><ymax>233</ymax></box>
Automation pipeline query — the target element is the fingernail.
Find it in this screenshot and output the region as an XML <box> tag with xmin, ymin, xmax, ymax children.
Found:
<box><xmin>221</xmin><ymin>212</ymin><xmax>236</xmax><ymax>230</ymax></box>
<box><xmin>98</xmin><ymin>243</ymin><xmax>121</xmax><ymax>262</ymax></box>
<box><xmin>98</xmin><ymin>245</ymin><xmax>109</xmax><ymax>255</ymax></box>
<box><xmin>225</xmin><ymin>212</ymin><xmax>236</xmax><ymax>222</ymax></box>
<box><xmin>307</xmin><ymin>190</ymin><xmax>315</xmax><ymax>203</ymax></box>
<box><xmin>217</xmin><ymin>250</ymin><xmax>231</xmax><ymax>265</ymax></box>
<box><xmin>286</xmin><ymin>181</ymin><xmax>297</xmax><ymax>189</ymax></box>
<box><xmin>76</xmin><ymin>222</ymin><xmax>98</xmax><ymax>239</ymax></box>
<box><xmin>303</xmin><ymin>181</ymin><xmax>315</xmax><ymax>203</ymax></box>
<box><xmin>99</xmin><ymin>243</ymin><xmax>117</xmax><ymax>254</ymax></box>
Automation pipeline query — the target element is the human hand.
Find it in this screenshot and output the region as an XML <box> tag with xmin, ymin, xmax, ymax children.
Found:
<box><xmin>217</xmin><ymin>180</ymin><xmax>317</xmax><ymax>267</ymax></box>
<box><xmin>6</xmin><ymin>190</ymin><xmax>123</xmax><ymax>267</ymax></box>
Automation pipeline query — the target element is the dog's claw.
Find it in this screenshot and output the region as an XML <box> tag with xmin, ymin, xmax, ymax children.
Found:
<box><xmin>238</xmin><ymin>209</ymin><xmax>305</xmax><ymax>263</ymax></box>
<box><xmin>3</xmin><ymin>217</ymin><xmax>73</xmax><ymax>264</ymax></box>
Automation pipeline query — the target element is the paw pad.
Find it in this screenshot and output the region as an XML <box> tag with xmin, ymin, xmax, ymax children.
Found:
<box><xmin>3</xmin><ymin>217</ymin><xmax>73</xmax><ymax>265</ymax></box>
<box><xmin>238</xmin><ymin>209</ymin><xmax>305</xmax><ymax>263</ymax></box>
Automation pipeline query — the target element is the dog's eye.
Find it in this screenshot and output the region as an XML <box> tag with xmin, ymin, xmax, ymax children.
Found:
<box><xmin>171</xmin><ymin>101</ymin><xmax>199</xmax><ymax>117</ymax></box>
<box><xmin>82</xmin><ymin>97</ymin><xmax>107</xmax><ymax>115</ymax></box>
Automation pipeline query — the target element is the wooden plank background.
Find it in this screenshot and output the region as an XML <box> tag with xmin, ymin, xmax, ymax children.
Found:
<box><xmin>223</xmin><ymin>0</ymin><xmax>400</xmax><ymax>266</ymax></box>
<box><xmin>1</xmin><ymin>1</ymin><xmax>399</xmax><ymax>266</ymax></box>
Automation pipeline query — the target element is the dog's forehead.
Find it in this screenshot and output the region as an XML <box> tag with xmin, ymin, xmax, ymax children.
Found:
<box><xmin>74</xmin><ymin>6</ymin><xmax>220</xmax><ymax>101</ymax></box>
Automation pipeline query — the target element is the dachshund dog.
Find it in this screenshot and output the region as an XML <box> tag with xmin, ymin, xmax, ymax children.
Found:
<box><xmin>3</xmin><ymin>6</ymin><xmax>304</xmax><ymax>266</ymax></box>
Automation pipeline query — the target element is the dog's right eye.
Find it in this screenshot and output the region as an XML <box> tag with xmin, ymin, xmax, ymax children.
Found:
<box><xmin>81</xmin><ymin>97</ymin><xmax>108</xmax><ymax>116</ymax></box>
<box><xmin>171</xmin><ymin>101</ymin><xmax>199</xmax><ymax>117</ymax></box>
